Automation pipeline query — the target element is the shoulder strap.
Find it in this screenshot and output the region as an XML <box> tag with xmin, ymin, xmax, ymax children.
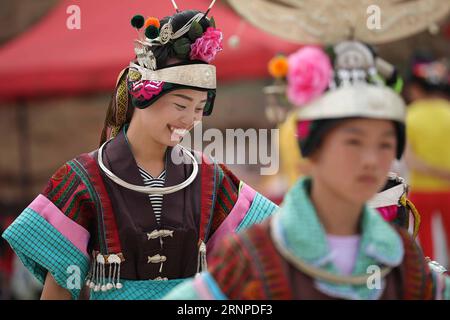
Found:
<box><xmin>74</xmin><ymin>152</ymin><xmax>123</xmax><ymax>255</ymax></box>
<box><xmin>197</xmin><ymin>152</ymin><xmax>220</xmax><ymax>243</ymax></box>
<box><xmin>395</xmin><ymin>227</ymin><xmax>433</xmax><ymax>299</ymax></box>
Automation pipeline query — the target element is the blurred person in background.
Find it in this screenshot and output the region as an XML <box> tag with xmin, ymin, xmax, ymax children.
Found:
<box><xmin>405</xmin><ymin>57</ymin><xmax>450</xmax><ymax>263</ymax></box>
<box><xmin>166</xmin><ymin>42</ymin><xmax>450</xmax><ymax>300</ymax></box>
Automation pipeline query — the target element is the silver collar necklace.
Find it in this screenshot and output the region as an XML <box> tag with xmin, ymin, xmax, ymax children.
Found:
<box><xmin>97</xmin><ymin>139</ymin><xmax>198</xmax><ymax>195</ymax></box>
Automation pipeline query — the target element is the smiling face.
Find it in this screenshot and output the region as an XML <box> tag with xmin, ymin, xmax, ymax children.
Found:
<box><xmin>309</xmin><ymin>118</ymin><xmax>398</xmax><ymax>206</ymax></box>
<box><xmin>131</xmin><ymin>89</ymin><xmax>207</xmax><ymax>147</ymax></box>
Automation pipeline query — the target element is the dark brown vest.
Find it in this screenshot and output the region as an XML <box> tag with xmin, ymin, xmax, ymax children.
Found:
<box><xmin>95</xmin><ymin>131</ymin><xmax>203</xmax><ymax>280</ymax></box>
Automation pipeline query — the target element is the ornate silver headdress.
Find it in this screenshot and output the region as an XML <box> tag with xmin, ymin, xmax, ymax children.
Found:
<box><xmin>264</xmin><ymin>41</ymin><xmax>406</xmax><ymax>124</ymax></box>
<box><xmin>132</xmin><ymin>12</ymin><xmax>206</xmax><ymax>71</ymax></box>
<box><xmin>130</xmin><ymin>0</ymin><xmax>219</xmax><ymax>70</ymax></box>
<box><xmin>128</xmin><ymin>1</ymin><xmax>221</xmax><ymax>90</ymax></box>
<box><xmin>297</xmin><ymin>41</ymin><xmax>406</xmax><ymax>123</ymax></box>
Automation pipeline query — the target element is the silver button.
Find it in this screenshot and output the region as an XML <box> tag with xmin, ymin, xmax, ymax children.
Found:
<box><xmin>147</xmin><ymin>254</ymin><xmax>167</xmax><ymax>264</ymax></box>
<box><xmin>147</xmin><ymin>229</ymin><xmax>174</xmax><ymax>240</ymax></box>
<box><xmin>153</xmin><ymin>276</ymin><xmax>168</xmax><ymax>281</ymax></box>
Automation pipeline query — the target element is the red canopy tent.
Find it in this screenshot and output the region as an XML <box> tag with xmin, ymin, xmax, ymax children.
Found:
<box><xmin>0</xmin><ymin>0</ymin><xmax>298</xmax><ymax>102</ymax></box>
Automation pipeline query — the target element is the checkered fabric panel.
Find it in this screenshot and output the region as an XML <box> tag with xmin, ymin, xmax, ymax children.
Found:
<box><xmin>2</xmin><ymin>208</ymin><xmax>90</xmax><ymax>300</ymax></box>
<box><xmin>235</xmin><ymin>193</ymin><xmax>278</xmax><ymax>233</ymax></box>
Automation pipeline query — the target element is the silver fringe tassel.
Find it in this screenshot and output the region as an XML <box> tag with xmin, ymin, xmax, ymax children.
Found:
<box><xmin>85</xmin><ymin>252</ymin><xmax>123</xmax><ymax>292</ymax></box>
<box><xmin>196</xmin><ymin>240</ymin><xmax>207</xmax><ymax>275</ymax></box>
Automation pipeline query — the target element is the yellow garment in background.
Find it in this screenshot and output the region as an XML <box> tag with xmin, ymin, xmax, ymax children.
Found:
<box><xmin>279</xmin><ymin>111</ymin><xmax>304</xmax><ymax>187</ymax></box>
<box><xmin>406</xmin><ymin>98</ymin><xmax>450</xmax><ymax>191</ymax></box>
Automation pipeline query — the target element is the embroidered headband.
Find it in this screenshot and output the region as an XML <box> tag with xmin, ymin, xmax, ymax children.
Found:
<box><xmin>129</xmin><ymin>62</ymin><xmax>216</xmax><ymax>89</ymax></box>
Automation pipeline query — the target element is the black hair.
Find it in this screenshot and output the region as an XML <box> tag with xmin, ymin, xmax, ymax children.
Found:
<box><xmin>298</xmin><ymin>118</ymin><xmax>405</xmax><ymax>160</ymax></box>
<box><xmin>150</xmin><ymin>10</ymin><xmax>211</xmax><ymax>69</ymax></box>
<box><xmin>408</xmin><ymin>75</ymin><xmax>450</xmax><ymax>97</ymax></box>
<box><xmin>406</xmin><ymin>53</ymin><xmax>450</xmax><ymax>97</ymax></box>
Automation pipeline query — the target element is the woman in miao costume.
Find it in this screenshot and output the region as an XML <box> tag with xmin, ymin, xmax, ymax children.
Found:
<box><xmin>165</xmin><ymin>41</ymin><xmax>450</xmax><ymax>300</ymax></box>
<box><xmin>2</xmin><ymin>0</ymin><xmax>278</xmax><ymax>300</ymax></box>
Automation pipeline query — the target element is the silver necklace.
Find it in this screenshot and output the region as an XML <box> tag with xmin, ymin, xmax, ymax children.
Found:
<box><xmin>97</xmin><ymin>139</ymin><xmax>198</xmax><ymax>195</ymax></box>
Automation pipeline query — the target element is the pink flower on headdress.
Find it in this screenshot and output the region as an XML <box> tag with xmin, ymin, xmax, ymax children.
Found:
<box><xmin>130</xmin><ymin>80</ymin><xmax>164</xmax><ymax>100</ymax></box>
<box><xmin>377</xmin><ymin>205</ymin><xmax>398</xmax><ymax>222</ymax></box>
<box><xmin>190</xmin><ymin>27</ymin><xmax>223</xmax><ymax>63</ymax></box>
<box><xmin>296</xmin><ymin>120</ymin><xmax>313</xmax><ymax>140</ymax></box>
<box><xmin>287</xmin><ymin>46</ymin><xmax>333</xmax><ymax>106</ymax></box>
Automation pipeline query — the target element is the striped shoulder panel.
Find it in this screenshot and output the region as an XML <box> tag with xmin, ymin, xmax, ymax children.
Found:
<box><xmin>42</xmin><ymin>161</ymin><xmax>94</xmax><ymax>233</ymax></box>
<box><xmin>209</xmin><ymin>163</ymin><xmax>240</xmax><ymax>236</ymax></box>
<box><xmin>395</xmin><ymin>227</ymin><xmax>434</xmax><ymax>300</ymax></box>
<box><xmin>197</xmin><ymin>151</ymin><xmax>218</xmax><ymax>243</ymax></box>
<box><xmin>71</xmin><ymin>153</ymin><xmax>122</xmax><ymax>255</ymax></box>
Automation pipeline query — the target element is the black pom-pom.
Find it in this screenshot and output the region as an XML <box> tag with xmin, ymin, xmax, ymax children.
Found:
<box><xmin>131</xmin><ymin>15</ymin><xmax>145</xmax><ymax>29</ymax></box>
<box><xmin>188</xmin><ymin>21</ymin><xmax>204</xmax><ymax>41</ymax></box>
<box><xmin>145</xmin><ymin>25</ymin><xmax>160</xmax><ymax>39</ymax></box>
<box><xmin>173</xmin><ymin>38</ymin><xmax>191</xmax><ymax>59</ymax></box>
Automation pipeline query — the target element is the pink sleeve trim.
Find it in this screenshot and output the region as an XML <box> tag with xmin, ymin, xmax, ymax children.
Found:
<box><xmin>29</xmin><ymin>194</ymin><xmax>90</xmax><ymax>257</ymax></box>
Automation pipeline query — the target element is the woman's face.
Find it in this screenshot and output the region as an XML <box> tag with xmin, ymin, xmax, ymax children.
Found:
<box><xmin>309</xmin><ymin>119</ymin><xmax>397</xmax><ymax>206</ymax></box>
<box><xmin>133</xmin><ymin>89</ymin><xmax>207</xmax><ymax>147</ymax></box>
